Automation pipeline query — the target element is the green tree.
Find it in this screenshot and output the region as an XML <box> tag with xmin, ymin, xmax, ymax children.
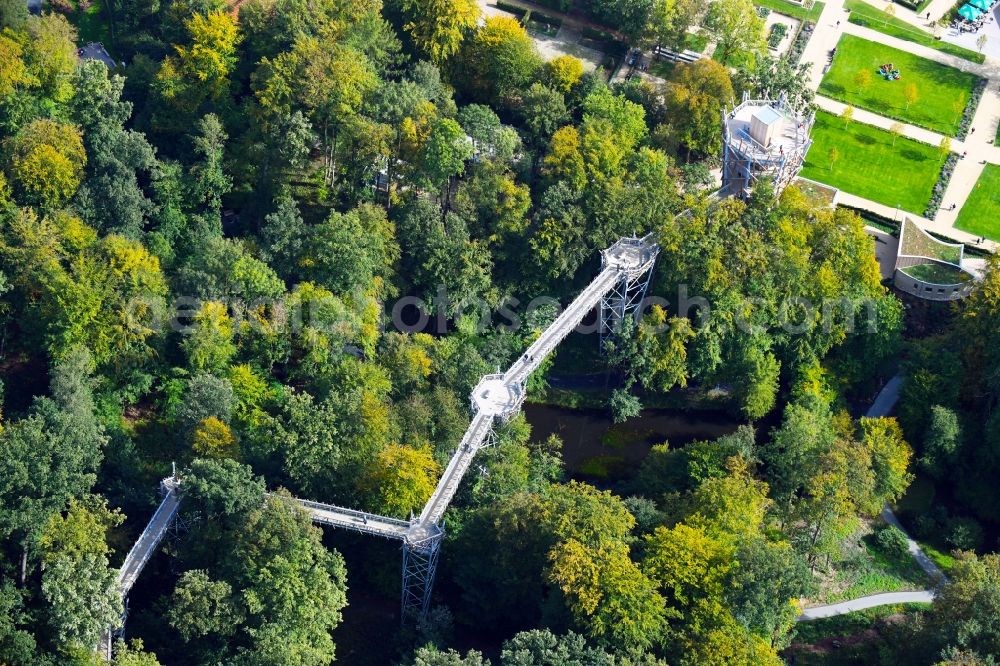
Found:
<box><xmin>0</xmin><ymin>0</ymin><xmax>27</xmax><ymax>31</ymax></box>
<box><xmin>725</xmin><ymin>538</ymin><xmax>814</xmax><ymax>647</ymax></box>
<box><xmin>501</xmin><ymin>629</ymin><xmax>616</xmax><ymax>666</ymax></box>
<box><xmin>70</xmin><ymin>61</ymin><xmax>158</xmax><ymax>238</ymax></box>
<box><xmin>168</xmin><ymin>569</ymin><xmax>243</xmax><ymax>642</ymax></box>
<box><xmin>112</xmin><ymin>639</ymin><xmax>162</xmax><ymax>666</ymax></box>
<box><xmin>39</xmin><ymin>499</ymin><xmax>124</xmax><ymax>650</ymax></box>
<box><xmin>649</xmin><ymin>0</ymin><xmax>704</xmax><ymax>52</ymax></box>
<box><xmin>926</xmin><ymin>552</ymin><xmax>1000</xmax><ymax>661</ymax></box>
<box><xmin>664</xmin><ymin>59</ymin><xmax>735</xmax><ymax>157</ymax></box>
<box><xmin>0</xmin><ymin>348</ymin><xmax>105</xmax><ymax>583</ymax></box>
<box><xmin>517</xmin><ymin>82</ymin><xmax>569</xmax><ymax>149</ymax></box>
<box><xmin>227</xmin><ymin>494</ymin><xmax>348</xmax><ymax>664</ymax></box>
<box><xmin>610</xmin><ymin>388</ymin><xmax>642</xmax><ymax>423</ymax></box>
<box><xmin>420</xmin><ymin>117</ymin><xmax>474</xmax><ymax>199</ymax></box>
<box><xmin>920</xmin><ymin>405</ymin><xmax>961</xmax><ymax>478</ymax></box>
<box><xmin>705</xmin><ymin>0</ymin><xmax>765</xmax><ymax>66</ymax></box>
<box><xmin>189</xmin><ymin>114</ymin><xmax>231</xmax><ymax>218</ymax></box>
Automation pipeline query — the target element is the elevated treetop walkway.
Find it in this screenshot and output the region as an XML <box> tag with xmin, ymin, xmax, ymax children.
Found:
<box><xmin>103</xmin><ymin>235</ymin><xmax>660</xmax><ymax>656</ymax></box>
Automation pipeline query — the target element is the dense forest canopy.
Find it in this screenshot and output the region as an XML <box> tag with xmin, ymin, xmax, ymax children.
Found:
<box><xmin>0</xmin><ymin>0</ymin><xmax>998</xmax><ymax>664</ymax></box>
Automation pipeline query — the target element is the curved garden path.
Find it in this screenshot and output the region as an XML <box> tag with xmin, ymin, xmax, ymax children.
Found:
<box><xmin>796</xmin><ymin>374</ymin><xmax>945</xmax><ymax>622</ymax></box>
<box><xmin>797</xmin><ymin>590</ymin><xmax>936</xmax><ymax>620</ymax></box>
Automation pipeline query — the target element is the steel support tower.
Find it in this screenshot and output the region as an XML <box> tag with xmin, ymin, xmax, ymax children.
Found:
<box><xmin>104</xmin><ymin>235</ymin><xmax>661</xmax><ymax>637</ymax></box>
<box><xmin>599</xmin><ymin>236</ymin><xmax>659</xmax><ymax>348</ymax></box>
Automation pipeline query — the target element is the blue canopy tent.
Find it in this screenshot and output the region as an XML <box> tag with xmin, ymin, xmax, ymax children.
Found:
<box><xmin>959</xmin><ymin>4</ymin><xmax>982</xmax><ymax>19</ymax></box>
<box><xmin>969</xmin><ymin>0</ymin><xmax>990</xmax><ymax>12</ymax></box>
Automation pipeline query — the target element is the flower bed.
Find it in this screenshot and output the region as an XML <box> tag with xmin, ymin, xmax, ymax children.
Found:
<box><xmin>788</xmin><ymin>21</ymin><xmax>814</xmax><ymax>65</ymax></box>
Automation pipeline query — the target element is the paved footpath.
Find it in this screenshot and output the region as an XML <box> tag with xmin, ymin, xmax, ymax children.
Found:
<box><xmin>796</xmin><ymin>375</ymin><xmax>946</xmax><ymax>622</ymax></box>
<box><xmin>797</xmin><ymin>591</ymin><xmax>936</xmax><ymax>621</ymax></box>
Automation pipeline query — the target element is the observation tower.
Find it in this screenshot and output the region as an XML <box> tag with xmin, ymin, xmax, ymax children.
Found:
<box><xmin>721</xmin><ymin>91</ymin><xmax>814</xmax><ymax>199</ymax></box>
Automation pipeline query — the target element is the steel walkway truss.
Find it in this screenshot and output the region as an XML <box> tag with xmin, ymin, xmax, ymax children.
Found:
<box><xmin>103</xmin><ymin>234</ymin><xmax>660</xmax><ymax>650</ymax></box>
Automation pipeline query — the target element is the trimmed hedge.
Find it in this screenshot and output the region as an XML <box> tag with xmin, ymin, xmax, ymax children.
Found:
<box><xmin>768</xmin><ymin>22</ymin><xmax>789</xmax><ymax>48</ymax></box>
<box><xmin>924</xmin><ymin>152</ymin><xmax>960</xmax><ymax>219</ymax></box>
<box><xmin>956</xmin><ymin>78</ymin><xmax>987</xmax><ymax>141</ymax></box>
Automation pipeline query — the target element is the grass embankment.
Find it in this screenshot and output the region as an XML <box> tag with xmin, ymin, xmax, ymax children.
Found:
<box><xmin>755</xmin><ymin>0</ymin><xmax>826</xmax><ymax>22</ymax></box>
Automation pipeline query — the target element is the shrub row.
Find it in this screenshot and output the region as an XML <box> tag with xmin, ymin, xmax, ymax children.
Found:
<box><xmin>768</xmin><ymin>23</ymin><xmax>789</xmax><ymax>49</ymax></box>
<box><xmin>956</xmin><ymin>78</ymin><xmax>987</xmax><ymax>141</ymax></box>
<box><xmin>924</xmin><ymin>152</ymin><xmax>960</xmax><ymax>219</ymax></box>
<box><xmin>788</xmin><ymin>21</ymin><xmax>814</xmax><ymax>65</ymax></box>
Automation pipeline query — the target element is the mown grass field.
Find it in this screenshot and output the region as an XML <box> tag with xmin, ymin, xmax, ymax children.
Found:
<box><xmin>819</xmin><ymin>34</ymin><xmax>981</xmax><ymax>136</ymax></box>
<box><xmin>955</xmin><ymin>164</ymin><xmax>1000</xmax><ymax>241</ymax></box>
<box><xmin>845</xmin><ymin>0</ymin><xmax>984</xmax><ymax>64</ymax></box>
<box><xmin>801</xmin><ymin>110</ymin><xmax>947</xmax><ymax>214</ymax></box>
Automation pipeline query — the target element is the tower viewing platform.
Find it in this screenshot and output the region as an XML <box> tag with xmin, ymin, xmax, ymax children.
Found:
<box><xmin>722</xmin><ymin>91</ymin><xmax>814</xmax><ymax>199</ymax></box>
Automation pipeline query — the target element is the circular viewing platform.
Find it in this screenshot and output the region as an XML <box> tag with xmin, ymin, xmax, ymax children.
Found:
<box><xmin>471</xmin><ymin>374</ymin><xmax>524</xmax><ymax>418</ymax></box>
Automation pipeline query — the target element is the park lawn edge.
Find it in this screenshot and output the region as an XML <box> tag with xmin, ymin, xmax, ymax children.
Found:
<box><xmin>819</xmin><ymin>33</ymin><xmax>984</xmax><ymax>137</ymax></box>
<box><xmin>844</xmin><ymin>0</ymin><xmax>985</xmax><ymax>64</ymax></box>
<box><xmin>954</xmin><ymin>163</ymin><xmax>1000</xmax><ymax>241</ymax></box>
<box><xmin>801</xmin><ymin>110</ymin><xmax>947</xmax><ymax>214</ymax></box>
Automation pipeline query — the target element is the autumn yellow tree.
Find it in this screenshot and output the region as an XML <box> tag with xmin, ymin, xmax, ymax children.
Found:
<box><xmin>182</xmin><ymin>301</ymin><xmax>236</xmax><ymax>374</ymax></box>
<box><xmin>24</xmin><ymin>13</ymin><xmax>77</xmax><ymax>104</ymax></box>
<box><xmin>400</xmin><ymin>0</ymin><xmax>480</xmax><ymax>63</ymax></box>
<box><xmin>542</xmin><ymin>126</ymin><xmax>587</xmax><ymax>191</ymax></box>
<box><xmin>156</xmin><ymin>11</ymin><xmax>242</xmax><ymax>123</ymax></box>
<box><xmin>858</xmin><ymin>416</ymin><xmax>913</xmax><ymax>507</ymax></box>
<box><xmin>6</xmin><ymin>118</ymin><xmax>86</xmax><ymax>209</ymax></box>
<box><xmin>0</xmin><ymin>33</ymin><xmax>35</xmax><ymax>99</ymax></box>
<box><xmin>548</xmin><ymin>539</ymin><xmax>667</xmax><ymax>649</ymax></box>
<box><xmin>360</xmin><ymin>444</ymin><xmax>440</xmax><ymax>517</ymax></box>
<box><xmin>545</xmin><ymin>55</ymin><xmax>584</xmax><ymax>93</ymax></box>
<box><xmin>192</xmin><ymin>416</ymin><xmax>240</xmax><ymax>460</ymax></box>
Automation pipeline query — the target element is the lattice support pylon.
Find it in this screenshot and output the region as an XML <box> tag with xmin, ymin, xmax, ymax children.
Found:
<box><xmin>400</xmin><ymin>532</ymin><xmax>444</xmax><ymax>622</ymax></box>
<box><xmin>599</xmin><ymin>267</ymin><xmax>656</xmax><ymax>349</ymax></box>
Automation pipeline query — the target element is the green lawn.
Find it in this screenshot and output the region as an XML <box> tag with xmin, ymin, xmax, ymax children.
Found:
<box><xmin>65</xmin><ymin>0</ymin><xmax>113</xmax><ymax>50</ymax></box>
<box><xmin>955</xmin><ymin>164</ymin><xmax>1000</xmax><ymax>241</ymax></box>
<box><xmin>845</xmin><ymin>0</ymin><xmax>984</xmax><ymax>64</ymax></box>
<box><xmin>801</xmin><ymin>110</ymin><xmax>947</xmax><ymax>214</ymax></box>
<box><xmin>810</xmin><ymin>532</ymin><xmax>932</xmax><ymax>605</ymax></box>
<box><xmin>819</xmin><ymin>34</ymin><xmax>982</xmax><ymax>136</ymax></box>
<box><xmin>755</xmin><ymin>0</ymin><xmax>826</xmax><ymax>22</ymax></box>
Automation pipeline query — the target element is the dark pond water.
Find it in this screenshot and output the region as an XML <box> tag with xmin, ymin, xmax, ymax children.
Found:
<box><xmin>523</xmin><ymin>403</ymin><xmax>743</xmax><ymax>480</ymax></box>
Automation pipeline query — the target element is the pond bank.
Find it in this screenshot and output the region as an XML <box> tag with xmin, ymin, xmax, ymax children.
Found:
<box><xmin>523</xmin><ymin>403</ymin><xmax>743</xmax><ymax>480</ymax></box>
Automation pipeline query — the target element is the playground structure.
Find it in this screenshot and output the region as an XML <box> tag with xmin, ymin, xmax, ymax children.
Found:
<box><xmin>721</xmin><ymin>91</ymin><xmax>815</xmax><ymax>199</ymax></box>
<box><xmin>101</xmin><ymin>234</ymin><xmax>661</xmax><ymax>657</ymax></box>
